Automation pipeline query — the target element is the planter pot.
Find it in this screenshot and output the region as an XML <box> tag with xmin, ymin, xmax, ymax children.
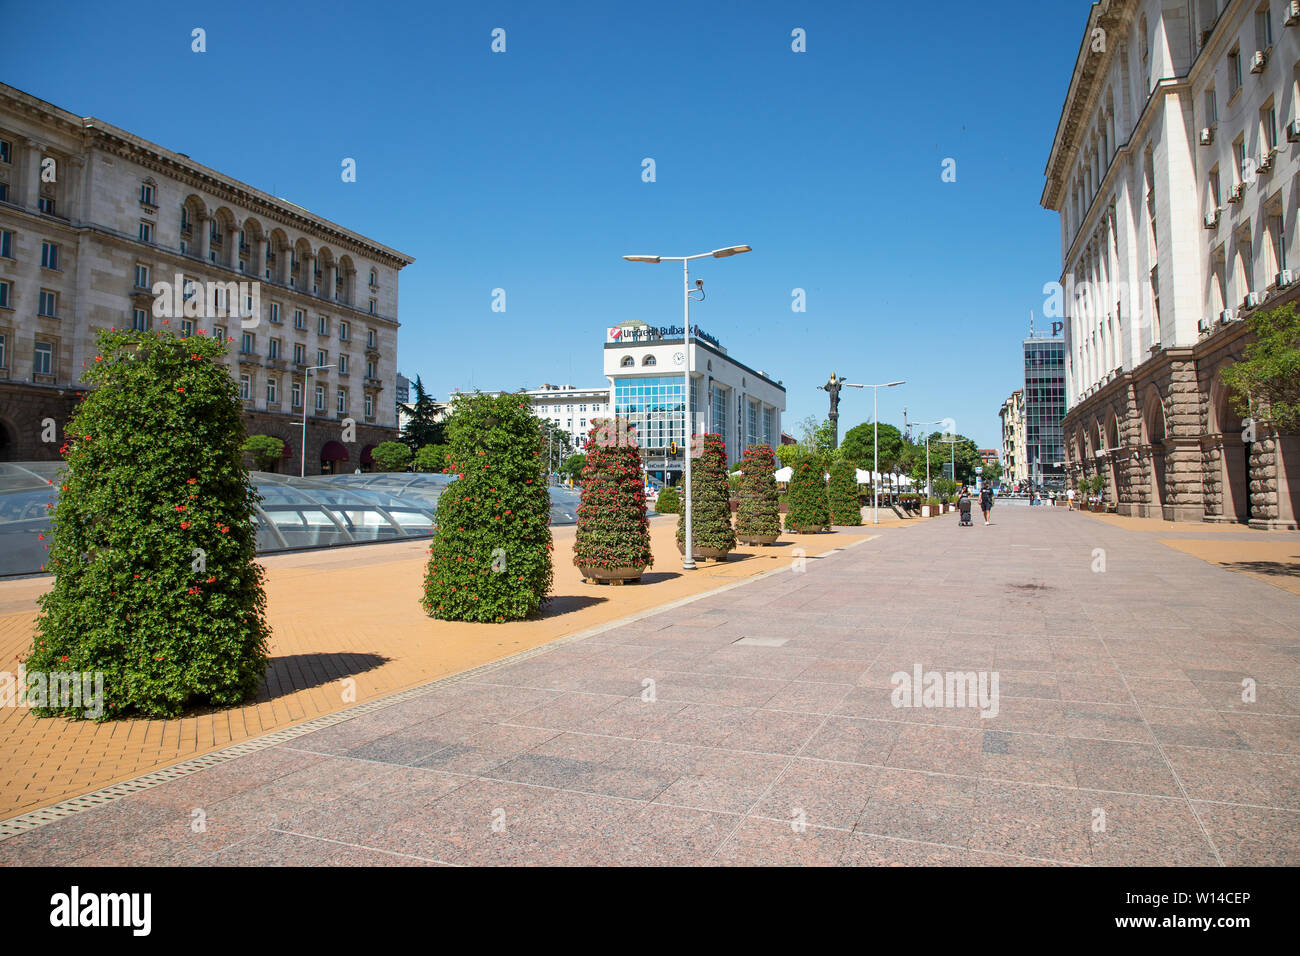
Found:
<box><xmin>737</xmin><ymin>532</ymin><xmax>780</xmax><ymax>545</ymax></box>
<box><xmin>921</xmin><ymin>506</ymin><xmax>932</xmax><ymax>517</ymax></box>
<box><xmin>579</xmin><ymin>565</ymin><xmax>647</xmax><ymax>585</ymax></box>
<box><xmin>791</xmin><ymin>525</ymin><xmax>828</xmax><ymax>534</ymax></box>
<box><xmin>675</xmin><ymin>543</ymin><xmax>733</xmax><ymax>560</ymax></box>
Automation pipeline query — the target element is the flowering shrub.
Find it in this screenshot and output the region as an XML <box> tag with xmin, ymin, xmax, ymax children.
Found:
<box><xmin>422</xmin><ymin>393</ymin><xmax>553</xmax><ymax>622</ymax></box>
<box><xmin>26</xmin><ymin>327</ymin><xmax>270</xmax><ymax>719</ymax></box>
<box><xmin>655</xmin><ymin>486</ymin><xmax>679</xmax><ymax>514</ymax></box>
<box><xmin>573</xmin><ymin>419</ymin><xmax>652</xmax><ymax>573</ymax></box>
<box><xmin>675</xmin><ymin>433</ymin><xmax>735</xmax><ymax>554</ymax></box>
<box><xmin>785</xmin><ymin>454</ymin><xmax>830</xmax><ymax>531</ymax></box>
<box><xmin>736</xmin><ymin>444</ymin><xmax>781</xmax><ymax>539</ymax></box>
<box><xmin>828</xmin><ymin>459</ymin><xmax>863</xmax><ymax>526</ymax></box>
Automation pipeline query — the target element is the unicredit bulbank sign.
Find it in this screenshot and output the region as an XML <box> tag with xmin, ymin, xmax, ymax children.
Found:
<box><xmin>607</xmin><ymin>324</ymin><xmax>721</xmax><ymax>349</ymax></box>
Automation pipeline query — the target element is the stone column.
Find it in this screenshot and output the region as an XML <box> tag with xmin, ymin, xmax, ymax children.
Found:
<box><xmin>254</xmin><ymin>237</ymin><xmax>268</xmax><ymax>278</ymax></box>
<box><xmin>326</xmin><ymin>262</ymin><xmax>337</xmax><ymax>301</ymax></box>
<box><xmin>197</xmin><ymin>214</ymin><xmax>210</xmax><ymax>261</ymax></box>
<box><xmin>23</xmin><ymin>139</ymin><xmax>44</xmax><ymax>210</ymax></box>
<box><xmin>1248</xmin><ymin>428</ymin><xmax>1281</xmax><ymax>528</ymax></box>
<box><xmin>303</xmin><ymin>253</ymin><xmax>315</xmax><ymax>293</ymax></box>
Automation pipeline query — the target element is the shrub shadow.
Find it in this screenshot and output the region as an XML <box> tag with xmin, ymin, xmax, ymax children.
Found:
<box><xmin>1221</xmin><ymin>559</ymin><xmax>1300</xmax><ymax>578</ymax></box>
<box><xmin>256</xmin><ymin>651</ymin><xmax>390</xmax><ymax>702</ymax></box>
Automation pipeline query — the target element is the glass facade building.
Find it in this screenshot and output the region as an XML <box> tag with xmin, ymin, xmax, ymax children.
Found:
<box><xmin>1023</xmin><ymin>337</ymin><xmax>1066</xmax><ymax>490</ymax></box>
<box><xmin>612</xmin><ymin>375</ymin><xmax>686</xmax><ymax>450</ymax></box>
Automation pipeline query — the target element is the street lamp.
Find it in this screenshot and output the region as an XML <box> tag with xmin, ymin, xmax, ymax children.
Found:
<box><xmin>623</xmin><ymin>245</ymin><xmax>751</xmax><ymax>570</ymax></box>
<box><xmin>300</xmin><ymin>363</ymin><xmax>335</xmax><ymax>477</ymax></box>
<box><xmin>912</xmin><ymin>419</ymin><xmax>946</xmax><ymax>499</ymax></box>
<box><xmin>860</xmin><ymin>381</ymin><xmax>905</xmax><ymax>525</ymax></box>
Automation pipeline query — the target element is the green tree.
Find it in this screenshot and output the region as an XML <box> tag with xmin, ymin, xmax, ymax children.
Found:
<box><xmin>676</xmin><ymin>433</ymin><xmax>735</xmax><ymax>555</ymax></box>
<box><xmin>422</xmin><ymin>393</ymin><xmax>553</xmax><ymax>622</ymax></box>
<box><xmin>573</xmin><ymin>419</ymin><xmax>652</xmax><ymax>574</ymax></box>
<box><xmin>840</xmin><ymin>422</ymin><xmax>906</xmax><ymax>472</ymax></box>
<box><xmin>27</xmin><ymin>327</ymin><xmax>270</xmax><ymax>719</ymax></box>
<box><xmin>1223</xmin><ymin>302</ymin><xmax>1300</xmax><ymax>432</ymax></box>
<box><xmin>912</xmin><ymin>432</ymin><xmax>982</xmax><ymax>486</ymax></box>
<box><xmin>560</xmin><ymin>453</ymin><xmax>586</xmax><ymax>481</ymax></box>
<box><xmin>828</xmin><ymin>459</ymin><xmax>862</xmax><ymax>526</ymax></box>
<box><xmin>242</xmin><ymin>434</ymin><xmax>284</xmax><ymax>472</ymax></box>
<box><xmin>401</xmin><ymin>375</ymin><xmax>445</xmax><ymax>451</ymax></box>
<box><xmin>413</xmin><ymin>444</ymin><xmax>450</xmax><ymax>473</ymax></box>
<box><xmin>785</xmin><ymin>454</ymin><xmax>830</xmax><ymax>531</ymax></box>
<box><xmin>655</xmin><ymin>486</ymin><xmax>679</xmax><ymax>513</ymax></box>
<box><xmin>538</xmin><ymin>418</ymin><xmax>573</xmax><ymax>474</ymax></box>
<box><xmin>982</xmin><ymin>460</ymin><xmax>1004</xmax><ymax>484</ymax></box>
<box><xmin>774</xmin><ymin>443</ymin><xmax>802</xmax><ymax>468</ymax></box>
<box><xmin>371</xmin><ymin>440</ymin><xmax>412</xmax><ymax>472</ymax></box>
<box><xmin>736</xmin><ymin>443</ymin><xmax>781</xmax><ymax>541</ymax></box>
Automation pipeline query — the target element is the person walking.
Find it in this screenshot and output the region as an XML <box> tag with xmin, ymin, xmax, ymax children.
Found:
<box><xmin>1067</xmin><ymin>487</ymin><xmax>1076</xmax><ymax>511</ymax></box>
<box><xmin>980</xmin><ymin>483</ymin><xmax>994</xmax><ymax>525</ymax></box>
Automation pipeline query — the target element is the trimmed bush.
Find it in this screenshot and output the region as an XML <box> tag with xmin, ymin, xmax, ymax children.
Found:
<box><xmin>785</xmin><ymin>455</ymin><xmax>830</xmax><ymax>531</ymax></box>
<box><xmin>243</xmin><ymin>434</ymin><xmax>284</xmax><ymax>472</ymax></box>
<box><xmin>736</xmin><ymin>444</ymin><xmax>781</xmax><ymax>540</ymax></box>
<box><xmin>422</xmin><ymin>393</ymin><xmax>553</xmax><ymax>622</ymax></box>
<box><xmin>655</xmin><ymin>486</ymin><xmax>679</xmax><ymax>514</ymax></box>
<box><xmin>675</xmin><ymin>433</ymin><xmax>736</xmax><ymax>555</ymax></box>
<box><xmin>573</xmin><ymin>419</ymin><xmax>652</xmax><ymax>575</ymax></box>
<box><xmin>27</xmin><ymin>327</ymin><xmax>270</xmax><ymax>719</ymax></box>
<box><xmin>371</xmin><ymin>440</ymin><xmax>412</xmax><ymax>472</ymax></box>
<box><xmin>413</xmin><ymin>443</ymin><xmax>450</xmax><ymax>473</ymax></box>
<box><xmin>828</xmin><ymin>459</ymin><xmax>863</xmax><ymax>526</ymax></box>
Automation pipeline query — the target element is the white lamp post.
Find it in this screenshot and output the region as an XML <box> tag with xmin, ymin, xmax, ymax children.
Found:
<box><xmin>623</xmin><ymin>245</ymin><xmax>751</xmax><ymax>570</ymax></box>
<box><xmin>913</xmin><ymin>419</ymin><xmax>946</xmax><ymax>499</ymax></box>
<box><xmin>861</xmin><ymin>381</ymin><xmax>905</xmax><ymax>524</ymax></box>
<box><xmin>300</xmin><ymin>363</ymin><xmax>335</xmax><ymax>477</ymax></box>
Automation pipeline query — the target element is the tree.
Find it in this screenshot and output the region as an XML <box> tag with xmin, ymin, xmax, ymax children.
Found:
<box><xmin>422</xmin><ymin>393</ymin><xmax>553</xmax><ymax>622</ymax></box>
<box><xmin>413</xmin><ymin>443</ymin><xmax>450</xmax><ymax>473</ymax></box>
<box><xmin>371</xmin><ymin>440</ymin><xmax>412</xmax><ymax>472</ymax></box>
<box><xmin>785</xmin><ymin>454</ymin><xmax>830</xmax><ymax>532</ymax></box>
<box><xmin>655</xmin><ymin>486</ymin><xmax>680</xmax><ymax>513</ymax></box>
<box><xmin>774</xmin><ymin>443</ymin><xmax>802</xmax><ymax>468</ymax></box>
<box><xmin>242</xmin><ymin>434</ymin><xmax>284</xmax><ymax>472</ymax></box>
<box><xmin>676</xmin><ymin>433</ymin><xmax>735</xmax><ymax>556</ymax></box>
<box><xmin>840</xmin><ymin>421</ymin><xmax>906</xmax><ymax>472</ymax></box>
<box><xmin>1223</xmin><ymin>302</ymin><xmax>1300</xmax><ymax>432</ymax></box>
<box><xmin>401</xmin><ymin>375</ymin><xmax>445</xmax><ymax>451</ymax></box>
<box><xmin>736</xmin><ymin>443</ymin><xmax>781</xmax><ymax>542</ymax></box>
<box><xmin>912</xmin><ymin>432</ymin><xmax>981</xmax><ymax>487</ymax></box>
<box><xmin>538</xmin><ymin>418</ymin><xmax>573</xmax><ymax>474</ymax></box>
<box><xmin>828</xmin><ymin>459</ymin><xmax>862</xmax><ymax>526</ymax></box>
<box><xmin>560</xmin><ymin>453</ymin><xmax>586</xmax><ymax>481</ymax></box>
<box><xmin>982</xmin><ymin>461</ymin><xmax>1004</xmax><ymax>484</ymax></box>
<box><xmin>27</xmin><ymin>327</ymin><xmax>270</xmax><ymax>719</ymax></box>
<box><xmin>573</xmin><ymin>419</ymin><xmax>652</xmax><ymax>576</ymax></box>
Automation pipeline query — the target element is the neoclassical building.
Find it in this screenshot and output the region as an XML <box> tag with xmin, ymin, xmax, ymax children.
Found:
<box><xmin>0</xmin><ymin>83</ymin><xmax>414</xmax><ymax>473</ymax></box>
<box><xmin>999</xmin><ymin>389</ymin><xmax>1028</xmax><ymax>487</ymax></box>
<box><xmin>1042</xmin><ymin>0</ymin><xmax>1299</xmax><ymax>527</ymax></box>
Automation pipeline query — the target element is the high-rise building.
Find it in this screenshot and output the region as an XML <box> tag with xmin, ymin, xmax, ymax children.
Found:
<box><xmin>1023</xmin><ymin>335</ymin><xmax>1067</xmax><ymax>491</ymax></box>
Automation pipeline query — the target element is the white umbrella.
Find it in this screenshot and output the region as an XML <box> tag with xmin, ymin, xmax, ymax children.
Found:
<box><xmin>855</xmin><ymin>468</ymin><xmax>872</xmax><ymax>484</ymax></box>
<box><xmin>774</xmin><ymin>466</ymin><xmax>793</xmax><ymax>482</ymax></box>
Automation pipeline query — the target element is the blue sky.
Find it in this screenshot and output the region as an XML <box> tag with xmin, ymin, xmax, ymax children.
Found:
<box><xmin>2</xmin><ymin>0</ymin><xmax>1091</xmax><ymax>451</ymax></box>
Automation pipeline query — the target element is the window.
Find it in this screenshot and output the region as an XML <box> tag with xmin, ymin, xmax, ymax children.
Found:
<box><xmin>180</xmin><ymin>208</ymin><xmax>191</xmax><ymax>233</ymax></box>
<box><xmin>365</xmin><ymin>359</ymin><xmax>377</xmax><ymax>378</ymax></box>
<box><xmin>139</xmin><ymin>182</ymin><xmax>155</xmax><ymax>205</ymax></box>
<box><xmin>365</xmin><ymin>393</ymin><xmax>373</xmax><ymax>418</ymax></box>
<box><xmin>315</xmin><ymin>386</ymin><xmax>324</xmax><ymax>411</ymax></box>
<box><xmin>180</xmin><ymin>319</ymin><xmax>194</xmax><ymax>337</ymax></box>
<box><xmin>0</xmin><ymin>229</ymin><xmax>11</xmax><ymax>258</ymax></box>
<box><xmin>339</xmin><ymin>354</ymin><xmax>349</xmax><ymax>375</ymax></box>
<box><xmin>34</xmin><ymin>340</ymin><xmax>53</xmax><ymax>376</ymax></box>
<box><xmin>135</xmin><ymin>263</ymin><xmax>150</xmax><ymax>289</ymax></box>
<box><xmin>1256</xmin><ymin>4</ymin><xmax>1273</xmax><ymax>52</ymax></box>
<box><xmin>38</xmin><ymin>289</ymin><xmax>57</xmax><ymax>317</ymax></box>
<box><xmin>317</xmin><ymin>315</ymin><xmax>329</xmax><ymax>335</ymax></box>
<box><xmin>0</xmin><ymin>333</ymin><xmax>5</xmax><ymax>368</ymax></box>
<box><xmin>266</xmin><ymin>378</ymin><xmax>278</xmax><ymax>404</ymax></box>
<box><xmin>0</xmin><ymin>280</ymin><xmax>10</xmax><ymax>309</ymax></box>
<box><xmin>0</xmin><ymin>139</ymin><xmax>9</xmax><ymax>164</ymax></box>
<box><xmin>1269</xmin><ymin>212</ymin><xmax>1287</xmax><ymax>273</ymax></box>
<box><xmin>139</xmin><ymin>221</ymin><xmax>153</xmax><ymax>243</ymax></box>
<box><xmin>40</xmin><ymin>242</ymin><xmax>58</xmax><ymax>270</ymax></box>
<box><xmin>239</xmin><ymin>374</ymin><xmax>251</xmax><ymax>401</ymax></box>
<box><xmin>1234</xmin><ymin>137</ymin><xmax>1247</xmax><ymax>183</ymax></box>
<box><xmin>269</xmin><ymin>338</ymin><xmax>280</xmax><ymax>360</ymax></box>
<box><xmin>368</xmin><ymin>299</ymin><xmax>375</xmax><ymax>314</ymax></box>
<box><xmin>1263</xmin><ymin>102</ymin><xmax>1279</xmax><ymax>152</ymax></box>
<box><xmin>0</xmin><ymin>183</ymin><xmax>7</xmax><ymax>202</ymax></box>
<box><xmin>269</xmin><ymin>302</ymin><xmax>280</xmax><ymax>324</ymax></box>
<box><xmin>132</xmin><ymin>308</ymin><xmax>149</xmax><ymax>332</ymax></box>
<box><xmin>338</xmin><ymin>320</ymin><xmax>349</xmax><ymax>341</ymax></box>
<box><xmin>1240</xmin><ymin>235</ymin><xmax>1255</xmax><ymax>292</ymax></box>
<box><xmin>336</xmin><ymin>388</ymin><xmax>346</xmax><ymax>413</ymax></box>
<box><xmin>294</xmin><ymin>309</ymin><xmax>305</xmax><ymax>330</ymax></box>
<box><xmin>292</xmin><ymin>381</ymin><xmax>303</xmax><ymax>408</ymax></box>
<box><xmin>213</xmin><ymin>325</ymin><xmax>226</xmax><ymax>342</ymax></box>
<box><xmin>369</xmin><ymin>268</ymin><xmax>377</xmax><ymax>287</ymax></box>
<box><xmin>1209</xmin><ymin>166</ymin><xmax>1221</xmax><ymax>210</ymax></box>
<box><xmin>317</xmin><ymin>349</ymin><xmax>328</xmax><ymax>367</ymax></box>
<box><xmin>241</xmin><ymin>331</ymin><xmax>254</xmax><ymax>354</ymax></box>
<box><xmin>293</xmin><ymin>343</ymin><xmax>305</xmax><ymax>364</ymax></box>
<box><xmin>366</xmin><ymin>329</ymin><xmax>376</xmax><ymax>349</ymax></box>
<box><xmin>1205</xmin><ymin>87</ymin><xmax>1218</xmax><ymax>127</ymax></box>
<box><xmin>579</xmin><ymin>404</ymin><xmax>586</xmax><ymax>413</ymax></box>
<box><xmin>642</xmin><ymin>355</ymin><xmax>656</xmax><ymax>366</ymax></box>
<box><xmin>1229</xmin><ymin>47</ymin><xmax>1243</xmax><ymax>95</ymax></box>
<box><xmin>38</xmin><ymin>196</ymin><xmax>55</xmax><ymax>215</ymax></box>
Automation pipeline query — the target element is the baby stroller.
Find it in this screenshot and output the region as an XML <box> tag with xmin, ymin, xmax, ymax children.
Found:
<box><xmin>958</xmin><ymin>495</ymin><xmax>973</xmax><ymax>527</ymax></box>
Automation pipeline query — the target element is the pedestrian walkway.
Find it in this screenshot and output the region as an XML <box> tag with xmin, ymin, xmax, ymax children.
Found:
<box><xmin>2</xmin><ymin>504</ymin><xmax>1296</xmax><ymax>865</ymax></box>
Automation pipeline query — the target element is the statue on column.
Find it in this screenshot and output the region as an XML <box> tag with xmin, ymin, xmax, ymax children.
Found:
<box><xmin>820</xmin><ymin>372</ymin><xmax>845</xmax><ymax>449</ymax></box>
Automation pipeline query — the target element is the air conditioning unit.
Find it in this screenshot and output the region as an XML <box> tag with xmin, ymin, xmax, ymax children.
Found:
<box><xmin>1220</xmin><ymin>309</ymin><xmax>1236</xmax><ymax>324</ymax></box>
<box><xmin>1203</xmin><ymin>209</ymin><xmax>1220</xmax><ymax>229</ymax></box>
<box><xmin>1244</xmin><ymin>291</ymin><xmax>1264</xmax><ymax>309</ymax></box>
<box><xmin>1251</xmin><ymin>50</ymin><xmax>1267</xmax><ymax>73</ymax></box>
<box><xmin>1199</xmin><ymin>127</ymin><xmax>1215</xmax><ymax>146</ymax></box>
<box><xmin>1258</xmin><ymin>148</ymin><xmax>1277</xmax><ymax>172</ymax></box>
<box><xmin>1228</xmin><ymin>182</ymin><xmax>1245</xmax><ymax>203</ymax></box>
<box><xmin>1198</xmin><ymin>317</ymin><xmax>1212</xmax><ymax>334</ymax></box>
<box><xmin>1277</xmin><ymin>269</ymin><xmax>1296</xmax><ymax>289</ymax></box>
<box><xmin>1287</xmin><ymin>118</ymin><xmax>1300</xmax><ymax>142</ymax></box>
<box><xmin>1287</xmin><ymin>1</ymin><xmax>1300</xmax><ymax>26</ymax></box>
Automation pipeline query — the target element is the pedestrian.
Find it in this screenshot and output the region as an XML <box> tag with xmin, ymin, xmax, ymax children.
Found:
<box><xmin>980</xmin><ymin>482</ymin><xmax>994</xmax><ymax>525</ymax></box>
<box><xmin>1067</xmin><ymin>487</ymin><xmax>1076</xmax><ymax>511</ymax></box>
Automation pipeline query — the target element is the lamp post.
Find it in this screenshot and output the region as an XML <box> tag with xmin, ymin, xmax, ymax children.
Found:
<box><xmin>912</xmin><ymin>419</ymin><xmax>946</xmax><ymax>498</ymax></box>
<box><xmin>860</xmin><ymin>381</ymin><xmax>905</xmax><ymax>525</ymax></box>
<box><xmin>300</xmin><ymin>364</ymin><xmax>335</xmax><ymax>477</ymax></box>
<box><xmin>623</xmin><ymin>245</ymin><xmax>751</xmax><ymax>570</ymax></box>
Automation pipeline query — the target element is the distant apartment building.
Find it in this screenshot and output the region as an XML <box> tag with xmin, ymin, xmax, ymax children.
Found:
<box><xmin>1041</xmin><ymin>0</ymin><xmax>1299</xmax><ymax>526</ymax></box>
<box><xmin>999</xmin><ymin>389</ymin><xmax>1028</xmax><ymax>485</ymax></box>
<box><xmin>0</xmin><ymin>83</ymin><xmax>414</xmax><ymax>473</ymax></box>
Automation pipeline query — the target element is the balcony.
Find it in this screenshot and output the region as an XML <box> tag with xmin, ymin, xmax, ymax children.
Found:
<box><xmin>238</xmin><ymin>353</ymin><xmax>262</xmax><ymax>367</ymax></box>
<box><xmin>364</xmin><ymin>376</ymin><xmax>383</xmax><ymax>389</ymax></box>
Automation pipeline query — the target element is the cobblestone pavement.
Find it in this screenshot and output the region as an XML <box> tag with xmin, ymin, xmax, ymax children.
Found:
<box><xmin>3</xmin><ymin>504</ymin><xmax>1297</xmax><ymax>866</ymax></box>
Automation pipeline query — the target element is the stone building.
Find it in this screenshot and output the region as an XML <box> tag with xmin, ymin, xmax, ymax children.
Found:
<box><xmin>1041</xmin><ymin>0</ymin><xmax>1299</xmax><ymax>527</ymax></box>
<box><xmin>999</xmin><ymin>388</ymin><xmax>1028</xmax><ymax>486</ymax></box>
<box><xmin>0</xmin><ymin>83</ymin><xmax>414</xmax><ymax>474</ymax></box>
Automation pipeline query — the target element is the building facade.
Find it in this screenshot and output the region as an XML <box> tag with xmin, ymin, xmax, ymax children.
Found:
<box><xmin>1041</xmin><ymin>0</ymin><xmax>1300</xmax><ymax>526</ymax></box>
<box><xmin>525</xmin><ymin>384</ymin><xmax>611</xmax><ymax>452</ymax></box>
<box><xmin>999</xmin><ymin>388</ymin><xmax>1028</xmax><ymax>486</ymax></box>
<box><xmin>1024</xmin><ymin>334</ymin><xmax>1068</xmax><ymax>491</ymax></box>
<box><xmin>602</xmin><ymin>322</ymin><xmax>785</xmax><ymax>481</ymax></box>
<box><xmin>0</xmin><ymin>83</ymin><xmax>414</xmax><ymax>474</ymax></box>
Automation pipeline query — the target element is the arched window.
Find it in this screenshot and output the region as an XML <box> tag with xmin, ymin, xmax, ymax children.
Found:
<box><xmin>369</xmin><ymin>268</ymin><xmax>378</xmax><ymax>288</ymax></box>
<box><xmin>642</xmin><ymin>355</ymin><xmax>657</xmax><ymax>366</ymax></box>
<box><xmin>620</xmin><ymin>355</ymin><xmax>634</xmax><ymax>367</ymax></box>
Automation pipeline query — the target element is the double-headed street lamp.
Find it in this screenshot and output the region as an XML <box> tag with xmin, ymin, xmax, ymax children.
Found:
<box><xmin>861</xmin><ymin>381</ymin><xmax>905</xmax><ymax>525</ymax></box>
<box><xmin>300</xmin><ymin>363</ymin><xmax>335</xmax><ymax>477</ymax></box>
<box><xmin>622</xmin><ymin>245</ymin><xmax>751</xmax><ymax>570</ymax></box>
<box><xmin>913</xmin><ymin>419</ymin><xmax>946</xmax><ymax>499</ymax></box>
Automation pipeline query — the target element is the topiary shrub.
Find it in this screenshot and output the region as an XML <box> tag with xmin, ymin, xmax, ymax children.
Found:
<box><xmin>243</xmin><ymin>434</ymin><xmax>284</xmax><ymax>472</ymax></box>
<box><xmin>573</xmin><ymin>418</ymin><xmax>652</xmax><ymax>580</ymax></box>
<box><xmin>413</xmin><ymin>443</ymin><xmax>449</xmax><ymax>473</ymax></box>
<box><xmin>371</xmin><ymin>440</ymin><xmax>411</xmax><ymax>472</ymax></box>
<box><xmin>655</xmin><ymin>486</ymin><xmax>679</xmax><ymax>513</ymax></box>
<box><xmin>26</xmin><ymin>326</ymin><xmax>270</xmax><ymax>720</ymax></box>
<box><xmin>736</xmin><ymin>443</ymin><xmax>781</xmax><ymax>544</ymax></box>
<box><xmin>676</xmin><ymin>433</ymin><xmax>735</xmax><ymax>558</ymax></box>
<box><xmin>422</xmin><ymin>392</ymin><xmax>553</xmax><ymax>622</ymax></box>
<box><xmin>785</xmin><ymin>454</ymin><xmax>830</xmax><ymax>532</ymax></box>
<box><xmin>828</xmin><ymin>459</ymin><xmax>863</xmax><ymax>526</ymax></box>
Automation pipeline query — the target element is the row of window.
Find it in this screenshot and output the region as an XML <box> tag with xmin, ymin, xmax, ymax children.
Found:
<box><xmin>0</xmin><ymin>331</ymin><xmax>57</xmax><ymax>376</ymax></box>
<box><xmin>236</xmin><ymin>375</ymin><xmax>375</xmax><ymax>418</ymax></box>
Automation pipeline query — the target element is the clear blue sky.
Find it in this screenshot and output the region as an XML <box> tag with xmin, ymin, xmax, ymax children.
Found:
<box><xmin>2</xmin><ymin>0</ymin><xmax>1091</xmax><ymax>451</ymax></box>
